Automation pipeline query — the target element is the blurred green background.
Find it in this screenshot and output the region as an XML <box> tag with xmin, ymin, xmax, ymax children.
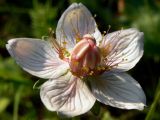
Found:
<box><xmin>0</xmin><ymin>0</ymin><xmax>160</xmax><ymax>120</ymax></box>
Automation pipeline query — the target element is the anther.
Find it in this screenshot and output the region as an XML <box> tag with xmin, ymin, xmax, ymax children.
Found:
<box><xmin>94</xmin><ymin>14</ymin><xmax>97</xmax><ymax>18</ymax></box>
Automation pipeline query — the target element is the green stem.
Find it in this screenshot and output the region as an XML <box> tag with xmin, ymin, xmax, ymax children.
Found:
<box><xmin>145</xmin><ymin>79</ymin><xmax>160</xmax><ymax>120</ymax></box>
<box><xmin>13</xmin><ymin>86</ymin><xmax>23</xmax><ymax>120</ymax></box>
<box><xmin>144</xmin><ymin>0</ymin><xmax>149</xmax><ymax>9</ymax></box>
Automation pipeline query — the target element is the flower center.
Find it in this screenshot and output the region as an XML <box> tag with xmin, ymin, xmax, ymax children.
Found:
<box><xmin>49</xmin><ymin>30</ymin><xmax>111</xmax><ymax>78</ymax></box>
<box><xmin>69</xmin><ymin>34</ymin><xmax>101</xmax><ymax>77</ymax></box>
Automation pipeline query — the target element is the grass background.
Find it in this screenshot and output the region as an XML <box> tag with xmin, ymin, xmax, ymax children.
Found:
<box><xmin>0</xmin><ymin>0</ymin><xmax>160</xmax><ymax>119</ymax></box>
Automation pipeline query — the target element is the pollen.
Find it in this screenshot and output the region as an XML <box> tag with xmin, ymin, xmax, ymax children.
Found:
<box><xmin>102</xmin><ymin>67</ymin><xmax>105</xmax><ymax>70</ymax></box>
<box><xmin>82</xmin><ymin>67</ymin><xmax>89</xmax><ymax>72</ymax></box>
<box><xmin>73</xmin><ymin>61</ymin><xmax>79</xmax><ymax>66</ymax></box>
<box><xmin>89</xmin><ymin>71</ymin><xmax>94</xmax><ymax>76</ymax></box>
<box><xmin>97</xmin><ymin>66</ymin><xmax>101</xmax><ymax>71</ymax></box>
<box><xmin>103</xmin><ymin>31</ymin><xmax>107</xmax><ymax>34</ymax></box>
<box><xmin>100</xmin><ymin>43</ymin><xmax>111</xmax><ymax>58</ymax></box>
<box><xmin>62</xmin><ymin>41</ymin><xmax>67</xmax><ymax>45</ymax></box>
<box><xmin>75</xmin><ymin>37</ymin><xmax>81</xmax><ymax>43</ymax></box>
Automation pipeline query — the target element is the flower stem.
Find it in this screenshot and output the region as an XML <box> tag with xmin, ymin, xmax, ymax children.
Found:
<box><xmin>145</xmin><ymin>79</ymin><xmax>160</xmax><ymax>120</ymax></box>
<box><xmin>13</xmin><ymin>86</ymin><xmax>23</xmax><ymax>120</ymax></box>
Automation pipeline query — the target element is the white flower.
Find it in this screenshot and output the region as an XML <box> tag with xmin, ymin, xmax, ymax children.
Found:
<box><xmin>6</xmin><ymin>3</ymin><xmax>146</xmax><ymax>117</ymax></box>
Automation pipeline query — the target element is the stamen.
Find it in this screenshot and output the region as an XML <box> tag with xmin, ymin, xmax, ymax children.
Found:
<box><xmin>98</xmin><ymin>27</ymin><xmax>130</xmax><ymax>72</ymax></box>
<box><xmin>49</xmin><ymin>28</ymin><xmax>69</xmax><ymax>62</ymax></box>
<box><xmin>107</xmin><ymin>25</ymin><xmax>111</xmax><ymax>34</ymax></box>
<box><xmin>68</xmin><ymin>10</ymin><xmax>83</xmax><ymax>43</ymax></box>
<box><xmin>99</xmin><ymin>25</ymin><xmax>111</xmax><ymax>47</ymax></box>
<box><xmin>59</xmin><ymin>26</ymin><xmax>74</xmax><ymax>47</ymax></box>
<box><xmin>102</xmin><ymin>30</ymin><xmax>122</xmax><ymax>58</ymax></box>
<box><xmin>41</xmin><ymin>36</ymin><xmax>49</xmax><ymax>40</ymax></box>
<box><xmin>62</xmin><ymin>41</ymin><xmax>67</xmax><ymax>48</ymax></box>
<box><xmin>82</xmin><ymin>67</ymin><xmax>89</xmax><ymax>72</ymax></box>
<box><xmin>89</xmin><ymin>71</ymin><xmax>94</xmax><ymax>76</ymax></box>
<box><xmin>103</xmin><ymin>31</ymin><xmax>107</xmax><ymax>35</ymax></box>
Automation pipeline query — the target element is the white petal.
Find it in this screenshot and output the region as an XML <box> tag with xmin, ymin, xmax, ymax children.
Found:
<box><xmin>92</xmin><ymin>27</ymin><xmax>102</xmax><ymax>45</ymax></box>
<box><xmin>91</xmin><ymin>72</ymin><xmax>146</xmax><ymax>110</ymax></box>
<box><xmin>40</xmin><ymin>72</ymin><xmax>96</xmax><ymax>117</ymax></box>
<box><xmin>100</xmin><ymin>28</ymin><xmax>143</xmax><ymax>71</ymax></box>
<box><xmin>56</xmin><ymin>3</ymin><xmax>101</xmax><ymax>50</ymax></box>
<box><xmin>6</xmin><ymin>38</ymin><xmax>69</xmax><ymax>79</ymax></box>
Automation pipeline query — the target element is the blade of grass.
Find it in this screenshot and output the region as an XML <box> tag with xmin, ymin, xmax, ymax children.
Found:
<box><xmin>13</xmin><ymin>86</ymin><xmax>23</xmax><ymax>120</ymax></box>
<box><xmin>145</xmin><ymin>79</ymin><xmax>160</xmax><ymax>120</ymax></box>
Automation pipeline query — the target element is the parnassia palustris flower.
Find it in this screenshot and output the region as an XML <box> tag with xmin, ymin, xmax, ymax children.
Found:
<box><xmin>6</xmin><ymin>3</ymin><xmax>146</xmax><ymax>117</ymax></box>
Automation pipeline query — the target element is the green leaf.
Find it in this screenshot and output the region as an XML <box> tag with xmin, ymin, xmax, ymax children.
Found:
<box><xmin>91</xmin><ymin>101</ymin><xmax>101</xmax><ymax>116</ymax></box>
<box><xmin>0</xmin><ymin>98</ymin><xmax>10</xmax><ymax>113</ymax></box>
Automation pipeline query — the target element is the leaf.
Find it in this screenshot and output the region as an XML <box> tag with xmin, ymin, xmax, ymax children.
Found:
<box><xmin>0</xmin><ymin>98</ymin><xmax>10</xmax><ymax>113</ymax></box>
<box><xmin>90</xmin><ymin>101</ymin><xmax>101</xmax><ymax>116</ymax></box>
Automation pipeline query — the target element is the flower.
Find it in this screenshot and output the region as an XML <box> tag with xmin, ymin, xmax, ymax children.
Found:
<box><xmin>6</xmin><ymin>3</ymin><xmax>146</xmax><ymax>117</ymax></box>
